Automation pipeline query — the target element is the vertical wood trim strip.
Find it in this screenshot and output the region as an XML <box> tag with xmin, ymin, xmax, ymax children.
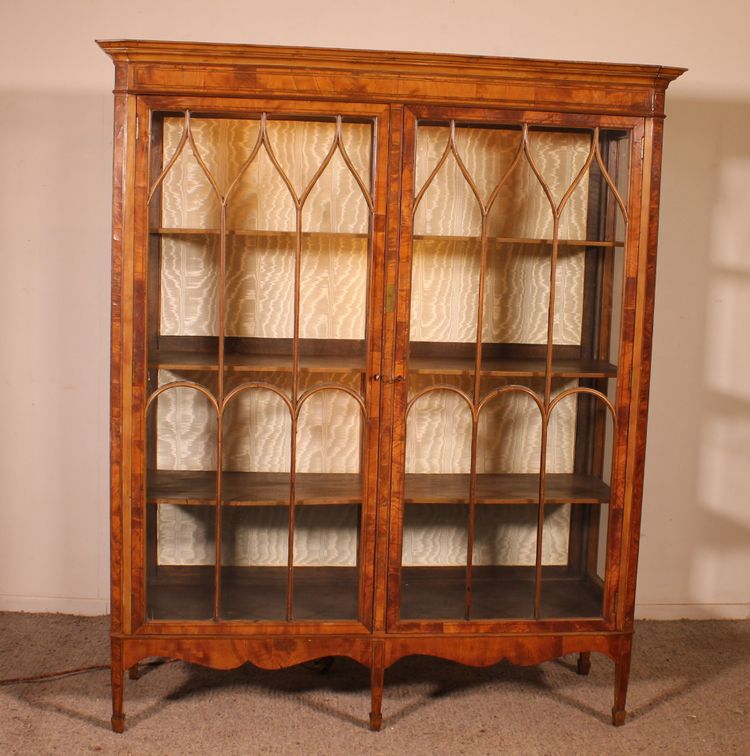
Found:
<box><xmin>129</xmin><ymin>99</ymin><xmax>152</xmax><ymax>630</ymax></box>
<box><xmin>610</xmin><ymin>118</ymin><xmax>647</xmax><ymax>628</ymax></box>
<box><xmin>109</xmin><ymin>87</ymin><xmax>130</xmax><ymax>635</ymax></box>
<box><xmin>119</xmin><ymin>93</ymin><xmax>139</xmax><ymax>635</ymax></box>
<box><xmin>619</xmin><ymin>117</ymin><xmax>663</xmax><ymax>630</ymax></box>
<box><xmin>362</xmin><ymin>108</ymin><xmax>391</xmax><ymax>630</ymax></box>
<box><xmin>381</xmin><ymin>105</ymin><xmax>408</xmax><ymax>631</ymax></box>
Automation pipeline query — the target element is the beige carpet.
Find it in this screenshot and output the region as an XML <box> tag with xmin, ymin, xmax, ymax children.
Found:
<box><xmin>0</xmin><ymin>613</ymin><xmax>748</xmax><ymax>755</ymax></box>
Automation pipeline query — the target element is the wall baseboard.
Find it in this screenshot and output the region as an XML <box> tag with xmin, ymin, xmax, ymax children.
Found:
<box><xmin>635</xmin><ymin>603</ymin><xmax>750</xmax><ymax>620</ymax></box>
<box><xmin>0</xmin><ymin>595</ymin><xmax>109</xmax><ymax>616</ymax></box>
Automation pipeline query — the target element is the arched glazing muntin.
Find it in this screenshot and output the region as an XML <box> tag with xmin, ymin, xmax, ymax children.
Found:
<box><xmin>404</xmin><ymin>381</ymin><xmax>618</xmax><ymax>619</ymax></box>
<box><xmin>147</xmin><ymin>108</ymin><xmax>375</xmax><ymax>405</ymax></box>
<box><xmin>148</xmin><ymin>110</ymin><xmax>374</xmax><ymax>216</ymax></box>
<box><xmin>412</xmin><ymin>119</ymin><xmax>629</xmax><ymax>408</ymax></box>
<box><xmin>405</xmin><ymin>383</ymin><xmax>544</xmax><ymax>619</ymax></box>
<box><xmin>539</xmin><ymin>385</ymin><xmax>620</xmax><ymax>619</ymax></box>
<box><xmin>143</xmin><ymin>382</ymin><xmax>220</xmax><ymax>618</ymax></box>
<box><xmin>145</xmin><ymin>377</ymin><xmax>367</xmax><ymax>622</ymax></box>
<box><xmin>221</xmin><ymin>380</ymin><xmax>367</xmax><ymax>620</ymax></box>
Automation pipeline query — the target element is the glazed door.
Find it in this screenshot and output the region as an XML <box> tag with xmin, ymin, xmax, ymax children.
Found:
<box><xmin>131</xmin><ymin>98</ymin><xmax>389</xmax><ymax>629</ymax></box>
<box><xmin>386</xmin><ymin>106</ymin><xmax>643</xmax><ymax>630</ymax></box>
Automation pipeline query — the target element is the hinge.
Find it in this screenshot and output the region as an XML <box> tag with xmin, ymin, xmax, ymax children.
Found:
<box><xmin>135</xmin><ymin>115</ymin><xmax>140</xmax><ymax>140</ymax></box>
<box><xmin>640</xmin><ymin>137</ymin><xmax>644</xmax><ymax>160</ymax></box>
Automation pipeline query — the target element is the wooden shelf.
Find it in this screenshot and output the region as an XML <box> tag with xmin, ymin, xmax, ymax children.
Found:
<box><xmin>152</xmin><ymin>228</ymin><xmax>623</xmax><ymax>248</ymax></box>
<box><xmin>404</xmin><ymin>473</ymin><xmax>610</xmax><ymax>504</ymax></box>
<box><xmin>146</xmin><ymin>564</ymin><xmax>602</xmax><ymax>622</ymax></box>
<box><xmin>148</xmin><ymin>470</ymin><xmax>363</xmax><ymax>506</ymax></box>
<box><xmin>413</xmin><ymin>234</ymin><xmax>624</xmax><ymax>248</ymax></box>
<box><xmin>400</xmin><ymin>566</ymin><xmax>603</xmax><ymax>620</ymax></box>
<box><xmin>152</xmin><ymin>228</ymin><xmax>368</xmax><ymax>241</ymax></box>
<box><xmin>147</xmin><ymin>470</ymin><xmax>608</xmax><ymax>506</ymax></box>
<box><xmin>409</xmin><ymin>354</ymin><xmax>617</xmax><ymax>378</ymax></box>
<box><xmin>148</xmin><ymin>566</ymin><xmax>359</xmax><ymax>621</ymax></box>
<box><xmin>150</xmin><ymin>349</ymin><xmax>365</xmax><ymax>374</ymax></box>
<box><xmin>149</xmin><ymin>349</ymin><xmax>614</xmax><ymax>379</ymax></box>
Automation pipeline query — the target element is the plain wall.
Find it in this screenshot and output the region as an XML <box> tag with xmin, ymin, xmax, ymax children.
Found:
<box><xmin>0</xmin><ymin>0</ymin><xmax>748</xmax><ymax>618</ymax></box>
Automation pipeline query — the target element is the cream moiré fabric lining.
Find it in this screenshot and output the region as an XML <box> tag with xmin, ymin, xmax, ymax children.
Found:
<box><xmin>154</xmin><ymin>119</ymin><xmax>590</xmax><ymax>569</ymax></box>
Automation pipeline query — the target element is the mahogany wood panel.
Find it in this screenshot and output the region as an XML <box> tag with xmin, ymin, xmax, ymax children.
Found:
<box><xmin>98</xmin><ymin>40</ymin><xmax>684</xmax><ymax>118</ymax></box>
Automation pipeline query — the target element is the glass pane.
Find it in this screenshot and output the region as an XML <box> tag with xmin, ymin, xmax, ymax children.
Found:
<box><xmin>146</xmin><ymin>386</ymin><xmax>218</xmax><ymax>620</ymax></box>
<box><xmin>292</xmin><ymin>388</ymin><xmax>363</xmax><ymax>620</ymax></box>
<box><xmin>471</xmin><ymin>506</ymin><xmax>541</xmax><ymax>619</ymax></box>
<box><xmin>220</xmin><ymin>508</ymin><xmax>288</xmax><ymax>621</ymax></box>
<box><xmin>540</xmin><ymin>390</ymin><xmax>614</xmax><ymax>618</ymax></box>
<box><xmin>471</xmin><ymin>385</ymin><xmax>541</xmax><ymax>618</ymax></box>
<box><xmin>219</xmin><ymin>385</ymin><xmax>291</xmax><ymax>621</ymax></box>
<box><xmin>401</xmin><ymin>503</ymin><xmax>468</xmax><ymax>620</ymax></box>
<box><xmin>292</xmin><ymin>504</ymin><xmax>360</xmax><ymax>620</ymax></box>
<box><xmin>401</xmin><ymin>386</ymin><xmax>472</xmax><ymax>620</ymax></box>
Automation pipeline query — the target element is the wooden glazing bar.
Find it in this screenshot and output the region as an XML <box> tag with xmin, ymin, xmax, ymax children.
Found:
<box><xmin>534</xmin><ymin>153</ymin><xmax>558</xmax><ymax>621</ymax></box>
<box><xmin>465</xmin><ymin>143</ymin><xmax>492</xmax><ymax>622</ymax></box>
<box><xmin>214</xmin><ymin>170</ymin><xmax>228</xmax><ymax>623</ymax></box>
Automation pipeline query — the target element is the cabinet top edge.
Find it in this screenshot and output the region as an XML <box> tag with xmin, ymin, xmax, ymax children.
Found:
<box><xmin>96</xmin><ymin>39</ymin><xmax>686</xmax><ymax>87</ymax></box>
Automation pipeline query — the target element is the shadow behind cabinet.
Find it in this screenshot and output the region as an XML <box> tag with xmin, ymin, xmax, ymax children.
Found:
<box><xmin>100</xmin><ymin>40</ymin><xmax>683</xmax><ymax>732</ymax></box>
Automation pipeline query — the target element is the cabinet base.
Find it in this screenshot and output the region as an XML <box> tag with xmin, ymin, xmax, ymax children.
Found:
<box><xmin>112</xmin><ymin>631</ymin><xmax>631</xmax><ymax>731</ymax></box>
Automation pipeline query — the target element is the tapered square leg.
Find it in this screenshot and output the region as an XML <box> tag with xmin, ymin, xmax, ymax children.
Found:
<box><xmin>111</xmin><ymin>640</ymin><xmax>125</xmax><ymax>733</ymax></box>
<box><xmin>369</xmin><ymin>642</ymin><xmax>385</xmax><ymax>731</ymax></box>
<box><xmin>577</xmin><ymin>652</ymin><xmax>591</xmax><ymax>676</ymax></box>
<box><xmin>612</xmin><ymin>638</ymin><xmax>632</xmax><ymax>727</ymax></box>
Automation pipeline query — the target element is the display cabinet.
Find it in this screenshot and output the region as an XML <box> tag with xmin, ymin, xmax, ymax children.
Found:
<box><xmin>100</xmin><ymin>39</ymin><xmax>683</xmax><ymax>732</ymax></box>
